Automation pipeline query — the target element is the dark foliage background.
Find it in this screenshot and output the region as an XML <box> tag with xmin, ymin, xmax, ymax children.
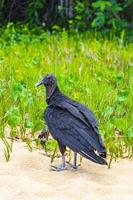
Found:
<box><xmin>0</xmin><ymin>0</ymin><xmax>133</xmax><ymax>31</ymax></box>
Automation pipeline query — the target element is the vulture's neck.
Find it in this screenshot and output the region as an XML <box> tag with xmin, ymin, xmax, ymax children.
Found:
<box><xmin>46</xmin><ymin>85</ymin><xmax>62</xmax><ymax>105</ymax></box>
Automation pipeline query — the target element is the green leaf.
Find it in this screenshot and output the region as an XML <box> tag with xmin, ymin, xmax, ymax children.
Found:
<box><xmin>94</xmin><ymin>72</ymin><xmax>103</xmax><ymax>81</ymax></box>
<box><xmin>92</xmin><ymin>1</ymin><xmax>111</xmax><ymax>12</ymax></box>
<box><xmin>7</xmin><ymin>107</ymin><xmax>21</xmax><ymax>128</ymax></box>
<box><xmin>45</xmin><ymin>140</ymin><xmax>57</xmax><ymax>151</ymax></box>
<box><xmin>103</xmin><ymin>106</ymin><xmax>114</xmax><ymax>117</ymax></box>
<box><xmin>91</xmin><ymin>12</ymin><xmax>105</xmax><ymax>28</ymax></box>
<box><xmin>32</xmin><ymin>56</ymin><xmax>41</xmax><ymax>65</ymax></box>
<box><xmin>24</xmin><ymin>120</ymin><xmax>33</xmax><ymax>128</ymax></box>
<box><xmin>117</xmin><ymin>89</ymin><xmax>129</xmax><ymax>102</ymax></box>
<box><xmin>52</xmin><ymin>25</ymin><xmax>61</xmax><ymax>32</ymax></box>
<box><xmin>116</xmin><ymin>75</ymin><xmax>124</xmax><ymax>84</ymax></box>
<box><xmin>13</xmin><ymin>82</ymin><xmax>25</xmax><ymax>100</ymax></box>
<box><xmin>126</xmin><ymin>128</ymin><xmax>133</xmax><ymax>138</ymax></box>
<box><xmin>109</xmin><ymin>3</ymin><xmax>123</xmax><ymax>13</ymax></box>
<box><xmin>20</xmin><ymin>91</ymin><xmax>33</xmax><ymax>107</ymax></box>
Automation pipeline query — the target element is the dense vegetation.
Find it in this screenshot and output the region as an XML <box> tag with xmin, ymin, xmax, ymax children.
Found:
<box><xmin>0</xmin><ymin>0</ymin><xmax>133</xmax><ymax>32</ymax></box>
<box><xmin>0</xmin><ymin>24</ymin><xmax>132</xmax><ymax>164</ymax></box>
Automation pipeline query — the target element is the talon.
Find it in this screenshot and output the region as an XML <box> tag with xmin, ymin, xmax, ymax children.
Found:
<box><xmin>50</xmin><ymin>164</ymin><xmax>67</xmax><ymax>171</ymax></box>
<box><xmin>66</xmin><ymin>161</ymin><xmax>81</xmax><ymax>169</ymax></box>
<box><xmin>50</xmin><ymin>165</ymin><xmax>58</xmax><ymax>169</ymax></box>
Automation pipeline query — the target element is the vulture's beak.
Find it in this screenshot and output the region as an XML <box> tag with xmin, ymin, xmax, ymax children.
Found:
<box><xmin>35</xmin><ymin>79</ymin><xmax>44</xmax><ymax>87</ymax></box>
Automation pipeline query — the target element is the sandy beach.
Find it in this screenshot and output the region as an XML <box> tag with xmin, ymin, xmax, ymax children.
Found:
<box><xmin>0</xmin><ymin>141</ymin><xmax>133</xmax><ymax>200</ymax></box>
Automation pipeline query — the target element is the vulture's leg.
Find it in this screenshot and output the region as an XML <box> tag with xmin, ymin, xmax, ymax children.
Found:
<box><xmin>66</xmin><ymin>152</ymin><xmax>80</xmax><ymax>169</ymax></box>
<box><xmin>50</xmin><ymin>141</ymin><xmax>67</xmax><ymax>171</ymax></box>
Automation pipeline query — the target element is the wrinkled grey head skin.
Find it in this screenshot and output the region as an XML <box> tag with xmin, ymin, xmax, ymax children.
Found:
<box><xmin>36</xmin><ymin>74</ymin><xmax>58</xmax><ymax>99</ymax></box>
<box><xmin>36</xmin><ymin>74</ymin><xmax>57</xmax><ymax>87</ymax></box>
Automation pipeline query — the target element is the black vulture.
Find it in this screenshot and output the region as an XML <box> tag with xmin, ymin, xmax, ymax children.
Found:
<box><xmin>36</xmin><ymin>74</ymin><xmax>107</xmax><ymax>171</ymax></box>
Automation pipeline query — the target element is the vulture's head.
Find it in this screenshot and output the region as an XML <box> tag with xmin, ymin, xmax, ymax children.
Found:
<box><xmin>36</xmin><ymin>74</ymin><xmax>57</xmax><ymax>87</ymax></box>
<box><xmin>36</xmin><ymin>74</ymin><xmax>58</xmax><ymax>99</ymax></box>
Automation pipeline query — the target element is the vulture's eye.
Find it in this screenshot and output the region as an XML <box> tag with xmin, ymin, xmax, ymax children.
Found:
<box><xmin>47</xmin><ymin>76</ymin><xmax>51</xmax><ymax>80</ymax></box>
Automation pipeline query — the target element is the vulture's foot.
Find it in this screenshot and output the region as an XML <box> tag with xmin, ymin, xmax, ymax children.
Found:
<box><xmin>66</xmin><ymin>161</ymin><xmax>81</xmax><ymax>170</ymax></box>
<box><xmin>50</xmin><ymin>164</ymin><xmax>68</xmax><ymax>172</ymax></box>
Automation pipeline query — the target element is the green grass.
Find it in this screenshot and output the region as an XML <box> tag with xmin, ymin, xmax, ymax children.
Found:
<box><xmin>0</xmin><ymin>24</ymin><xmax>133</xmax><ymax>162</ymax></box>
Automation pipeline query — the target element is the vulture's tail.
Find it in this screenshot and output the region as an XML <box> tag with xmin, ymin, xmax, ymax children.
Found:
<box><xmin>81</xmin><ymin>149</ymin><xmax>108</xmax><ymax>165</ymax></box>
<box><xmin>99</xmin><ymin>151</ymin><xmax>107</xmax><ymax>158</ymax></box>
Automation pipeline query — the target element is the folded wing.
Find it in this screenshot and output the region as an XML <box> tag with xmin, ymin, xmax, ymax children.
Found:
<box><xmin>65</xmin><ymin>98</ymin><xmax>106</xmax><ymax>152</ymax></box>
<box><xmin>45</xmin><ymin>104</ymin><xmax>107</xmax><ymax>165</ymax></box>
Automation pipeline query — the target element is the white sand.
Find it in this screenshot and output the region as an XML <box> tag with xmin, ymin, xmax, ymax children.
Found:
<box><xmin>0</xmin><ymin>141</ymin><xmax>133</xmax><ymax>200</ymax></box>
